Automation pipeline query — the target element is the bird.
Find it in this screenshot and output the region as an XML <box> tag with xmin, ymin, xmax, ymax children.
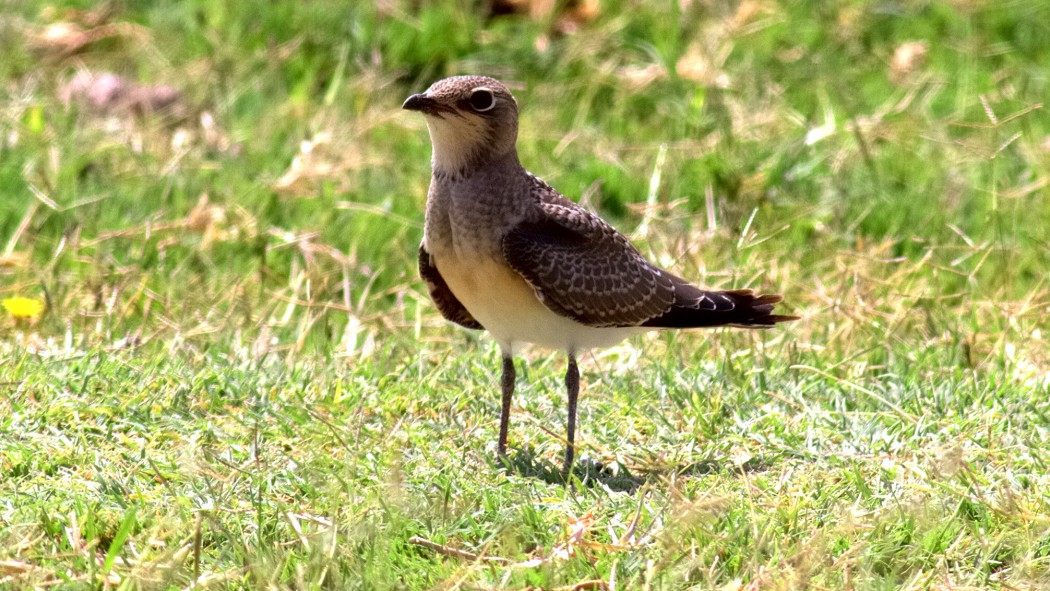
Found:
<box><xmin>404</xmin><ymin>75</ymin><xmax>796</xmax><ymax>475</ymax></box>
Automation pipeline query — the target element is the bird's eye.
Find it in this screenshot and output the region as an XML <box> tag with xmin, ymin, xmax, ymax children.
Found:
<box><xmin>469</xmin><ymin>88</ymin><xmax>495</xmax><ymax>112</ymax></box>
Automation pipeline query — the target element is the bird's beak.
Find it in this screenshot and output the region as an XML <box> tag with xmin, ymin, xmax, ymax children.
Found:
<box><xmin>403</xmin><ymin>93</ymin><xmax>457</xmax><ymax>118</ymax></box>
<box><xmin>403</xmin><ymin>93</ymin><xmax>436</xmax><ymax>113</ymax></box>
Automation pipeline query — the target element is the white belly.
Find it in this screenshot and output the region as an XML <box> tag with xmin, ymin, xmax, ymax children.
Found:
<box><xmin>435</xmin><ymin>255</ymin><xmax>641</xmax><ymax>353</ymax></box>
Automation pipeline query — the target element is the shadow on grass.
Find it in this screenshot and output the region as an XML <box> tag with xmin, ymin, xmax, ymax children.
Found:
<box><xmin>671</xmin><ymin>455</ymin><xmax>775</xmax><ymax>476</ymax></box>
<box><xmin>632</xmin><ymin>454</ymin><xmax>787</xmax><ymax>480</ymax></box>
<box><xmin>496</xmin><ymin>449</ymin><xmax>785</xmax><ymax>491</ymax></box>
<box><xmin>499</xmin><ymin>448</ymin><xmax>646</xmax><ymax>493</ymax></box>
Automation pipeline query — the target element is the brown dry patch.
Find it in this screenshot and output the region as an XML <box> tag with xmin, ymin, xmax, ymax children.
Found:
<box><xmin>273</xmin><ymin>132</ymin><xmax>384</xmax><ymax>197</ymax></box>
<box><xmin>26</xmin><ymin>19</ymin><xmax>147</xmax><ymax>59</ymax></box>
<box><xmin>0</xmin><ymin>252</ymin><xmax>30</xmax><ymax>270</ymax></box>
<box><xmin>60</xmin><ymin>70</ymin><xmax>187</xmax><ymax>121</ymax></box>
<box><xmin>674</xmin><ymin>1</ymin><xmax>781</xmax><ymax>90</ymax></box>
<box><xmin>889</xmin><ymin>40</ymin><xmax>929</xmax><ymax>85</ymax></box>
<box><xmin>273</xmin><ymin>89</ymin><xmax>397</xmax><ymax>197</ymax></box>
<box><xmin>54</xmin><ymin>68</ymin><xmax>238</xmax><ymax>157</ymax></box>
<box><xmin>489</xmin><ymin>0</ymin><xmax>600</xmax><ymax>34</ymax></box>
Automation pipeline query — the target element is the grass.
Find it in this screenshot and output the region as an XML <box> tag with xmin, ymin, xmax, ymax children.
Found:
<box><xmin>1</xmin><ymin>0</ymin><xmax>1049</xmax><ymax>588</ymax></box>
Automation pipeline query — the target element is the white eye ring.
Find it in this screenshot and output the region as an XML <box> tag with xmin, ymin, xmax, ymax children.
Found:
<box><xmin>469</xmin><ymin>88</ymin><xmax>496</xmax><ymax>112</ymax></box>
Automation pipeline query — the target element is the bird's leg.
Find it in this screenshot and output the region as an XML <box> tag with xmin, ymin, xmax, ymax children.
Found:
<box><xmin>497</xmin><ymin>354</ymin><xmax>515</xmax><ymax>459</ymax></box>
<box><xmin>564</xmin><ymin>353</ymin><xmax>580</xmax><ymax>474</ymax></box>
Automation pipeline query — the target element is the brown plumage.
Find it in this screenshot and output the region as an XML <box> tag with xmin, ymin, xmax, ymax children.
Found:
<box><xmin>405</xmin><ymin>75</ymin><xmax>797</xmax><ymax>475</ymax></box>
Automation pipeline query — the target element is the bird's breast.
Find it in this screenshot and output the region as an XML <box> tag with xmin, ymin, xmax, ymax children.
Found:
<box><xmin>433</xmin><ymin>251</ymin><xmax>641</xmax><ymax>353</ymax></box>
<box><xmin>424</xmin><ymin>172</ymin><xmax>640</xmax><ymax>352</ymax></box>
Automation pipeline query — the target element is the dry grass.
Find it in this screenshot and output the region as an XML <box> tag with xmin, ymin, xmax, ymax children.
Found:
<box><xmin>1</xmin><ymin>0</ymin><xmax>1049</xmax><ymax>589</ymax></box>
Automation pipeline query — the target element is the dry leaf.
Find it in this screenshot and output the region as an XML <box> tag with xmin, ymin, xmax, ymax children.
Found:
<box><xmin>619</xmin><ymin>64</ymin><xmax>666</xmax><ymax>91</ymax></box>
<box><xmin>676</xmin><ymin>43</ymin><xmax>730</xmax><ymax>88</ymax></box>
<box><xmin>29</xmin><ymin>21</ymin><xmax>146</xmax><ymax>57</ymax></box>
<box><xmin>0</xmin><ymin>252</ymin><xmax>30</xmax><ymax>268</ymax></box>
<box><xmin>550</xmin><ymin>513</ymin><xmax>594</xmax><ymax>559</ymax></box>
<box><xmin>728</xmin><ymin>0</ymin><xmax>774</xmax><ymax>31</ymax></box>
<box><xmin>0</xmin><ymin>560</ymin><xmax>33</xmax><ymax>575</ymax></box>
<box><xmin>890</xmin><ymin>40</ymin><xmax>928</xmax><ymax>84</ymax></box>
<box><xmin>41</xmin><ymin>1</ymin><xmax>120</xmax><ymax>29</ymax></box>
<box><xmin>274</xmin><ymin>133</ymin><xmax>341</xmax><ymax>195</ymax></box>
<box><xmin>273</xmin><ymin>131</ymin><xmax>379</xmax><ymax>196</ymax></box>
<box><xmin>185</xmin><ymin>194</ymin><xmax>227</xmax><ymax>247</ymax></box>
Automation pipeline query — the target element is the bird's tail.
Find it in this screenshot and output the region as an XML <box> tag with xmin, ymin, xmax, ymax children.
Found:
<box><xmin>719</xmin><ymin>289</ymin><xmax>799</xmax><ymax>328</ymax></box>
<box><xmin>641</xmin><ymin>287</ymin><xmax>799</xmax><ymax>329</ymax></box>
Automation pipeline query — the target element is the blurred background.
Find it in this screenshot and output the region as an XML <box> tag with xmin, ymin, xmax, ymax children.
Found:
<box><xmin>1</xmin><ymin>0</ymin><xmax>1047</xmax><ymax>365</ymax></box>
<box><xmin>1</xmin><ymin>1</ymin><xmax>1049</xmax><ymax>588</ymax></box>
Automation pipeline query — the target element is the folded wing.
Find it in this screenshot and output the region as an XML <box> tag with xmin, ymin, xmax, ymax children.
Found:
<box><xmin>418</xmin><ymin>242</ymin><xmax>484</xmax><ymax>330</ymax></box>
<box><xmin>501</xmin><ymin>201</ymin><xmax>796</xmax><ymax>329</ymax></box>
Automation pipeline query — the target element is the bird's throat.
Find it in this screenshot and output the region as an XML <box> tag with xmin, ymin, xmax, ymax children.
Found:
<box><xmin>425</xmin><ymin>116</ymin><xmax>487</xmax><ymax>179</ymax></box>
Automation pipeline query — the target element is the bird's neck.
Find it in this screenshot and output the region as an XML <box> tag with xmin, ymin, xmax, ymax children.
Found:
<box><xmin>426</xmin><ymin>120</ymin><xmax>518</xmax><ymax>181</ymax></box>
<box><xmin>432</xmin><ymin>147</ymin><xmax>520</xmax><ymax>183</ymax></box>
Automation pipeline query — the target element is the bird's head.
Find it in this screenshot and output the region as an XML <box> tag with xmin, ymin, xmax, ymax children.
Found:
<box><xmin>403</xmin><ymin>75</ymin><xmax>519</xmax><ymax>179</ymax></box>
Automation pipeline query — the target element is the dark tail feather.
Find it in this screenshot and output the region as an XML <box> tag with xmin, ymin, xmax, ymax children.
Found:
<box><xmin>641</xmin><ymin>288</ymin><xmax>799</xmax><ymax>329</ymax></box>
<box><xmin>721</xmin><ymin>289</ymin><xmax>800</xmax><ymax>328</ymax></box>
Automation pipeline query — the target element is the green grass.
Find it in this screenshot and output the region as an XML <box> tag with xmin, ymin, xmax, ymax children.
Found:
<box><xmin>2</xmin><ymin>0</ymin><xmax>1049</xmax><ymax>588</ymax></box>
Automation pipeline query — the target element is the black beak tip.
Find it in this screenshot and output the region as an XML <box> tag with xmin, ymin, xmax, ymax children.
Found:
<box><xmin>402</xmin><ymin>93</ymin><xmax>429</xmax><ymax>112</ymax></box>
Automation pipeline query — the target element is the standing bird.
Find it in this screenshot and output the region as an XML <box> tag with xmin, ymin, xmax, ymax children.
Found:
<box><xmin>404</xmin><ymin>75</ymin><xmax>796</xmax><ymax>474</ymax></box>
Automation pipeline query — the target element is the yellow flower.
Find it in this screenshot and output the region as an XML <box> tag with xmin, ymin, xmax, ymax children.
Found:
<box><xmin>2</xmin><ymin>296</ymin><xmax>45</xmax><ymax>320</ymax></box>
